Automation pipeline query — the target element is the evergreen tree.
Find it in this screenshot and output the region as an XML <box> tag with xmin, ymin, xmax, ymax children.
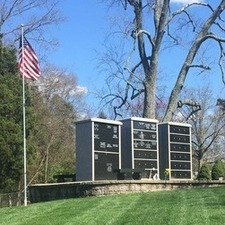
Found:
<box><xmin>197</xmin><ymin>163</ymin><xmax>211</xmax><ymax>180</ymax></box>
<box><xmin>211</xmin><ymin>160</ymin><xmax>225</xmax><ymax>180</ymax></box>
<box><xmin>0</xmin><ymin>42</ymin><xmax>34</xmax><ymax>192</ymax></box>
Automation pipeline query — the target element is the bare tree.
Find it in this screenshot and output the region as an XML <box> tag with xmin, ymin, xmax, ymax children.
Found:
<box><xmin>27</xmin><ymin>65</ymin><xmax>88</xmax><ymax>183</ymax></box>
<box><xmin>175</xmin><ymin>87</ymin><xmax>225</xmax><ymax>172</ymax></box>
<box><xmin>0</xmin><ymin>0</ymin><xmax>63</xmax><ymax>47</ymax></box>
<box><xmin>100</xmin><ymin>0</ymin><xmax>225</xmax><ymax>121</ymax></box>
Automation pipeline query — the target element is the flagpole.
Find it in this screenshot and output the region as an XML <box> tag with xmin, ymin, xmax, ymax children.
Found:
<box><xmin>21</xmin><ymin>24</ymin><xmax>27</xmax><ymax>207</ymax></box>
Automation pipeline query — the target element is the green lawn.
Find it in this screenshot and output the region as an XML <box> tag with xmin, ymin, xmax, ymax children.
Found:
<box><xmin>0</xmin><ymin>186</ymin><xmax>225</xmax><ymax>225</ymax></box>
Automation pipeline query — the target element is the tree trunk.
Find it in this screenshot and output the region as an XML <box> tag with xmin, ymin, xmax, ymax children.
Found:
<box><xmin>198</xmin><ymin>158</ymin><xmax>203</xmax><ymax>173</ymax></box>
<box><xmin>141</xmin><ymin>0</ymin><xmax>168</xmax><ymax>119</ymax></box>
<box><xmin>143</xmin><ymin>79</ymin><xmax>156</xmax><ymax>118</ymax></box>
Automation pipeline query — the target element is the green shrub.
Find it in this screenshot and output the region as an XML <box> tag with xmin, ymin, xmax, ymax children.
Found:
<box><xmin>211</xmin><ymin>160</ymin><xmax>225</xmax><ymax>180</ymax></box>
<box><xmin>197</xmin><ymin>163</ymin><xmax>211</xmax><ymax>180</ymax></box>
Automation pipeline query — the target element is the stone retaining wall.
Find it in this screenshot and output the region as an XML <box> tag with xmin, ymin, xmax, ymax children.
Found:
<box><xmin>29</xmin><ymin>180</ymin><xmax>225</xmax><ymax>203</ymax></box>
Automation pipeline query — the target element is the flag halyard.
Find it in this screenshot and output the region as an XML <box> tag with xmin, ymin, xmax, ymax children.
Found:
<box><xmin>18</xmin><ymin>36</ymin><xmax>40</xmax><ymax>81</ymax></box>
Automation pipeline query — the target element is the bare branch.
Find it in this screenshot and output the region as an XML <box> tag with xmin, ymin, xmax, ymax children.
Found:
<box><xmin>187</xmin><ymin>64</ymin><xmax>211</xmax><ymax>70</ymax></box>
<box><xmin>214</xmin><ymin>21</ymin><xmax>225</xmax><ymax>32</ymax></box>
<box><xmin>0</xmin><ymin>0</ymin><xmax>63</xmax><ymax>46</ymax></box>
<box><xmin>136</xmin><ymin>29</ymin><xmax>155</xmax><ymax>47</ymax></box>
<box><xmin>202</xmin><ymin>122</ymin><xmax>225</xmax><ymax>154</ymax></box>
<box><xmin>131</xmin><ymin>88</ymin><xmax>144</xmax><ymax>100</ymax></box>
<box><xmin>167</xmin><ymin>2</ymin><xmax>212</xmax><ymax>25</ymax></box>
<box><xmin>177</xmin><ymin>99</ymin><xmax>201</xmax><ymax>121</ymax></box>
<box><xmin>205</xmin><ymin>33</ymin><xmax>225</xmax><ymax>42</ymax></box>
<box><xmin>218</xmin><ymin>41</ymin><xmax>225</xmax><ymax>85</ymax></box>
<box><xmin>165</xmin><ymin>2</ymin><xmax>215</xmax><ymax>46</ymax></box>
<box><xmin>166</xmin><ymin>24</ymin><xmax>179</xmax><ymax>45</ymax></box>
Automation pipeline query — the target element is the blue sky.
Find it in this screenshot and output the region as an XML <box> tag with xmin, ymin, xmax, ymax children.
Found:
<box><xmin>48</xmin><ymin>1</ymin><xmax>109</xmax><ymax>97</ymax></box>
<box><xmin>46</xmin><ymin>0</ymin><xmax>225</xmax><ymax>113</ymax></box>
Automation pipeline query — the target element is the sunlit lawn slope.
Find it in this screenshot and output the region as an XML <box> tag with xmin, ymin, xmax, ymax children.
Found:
<box><xmin>0</xmin><ymin>186</ymin><xmax>225</xmax><ymax>225</ymax></box>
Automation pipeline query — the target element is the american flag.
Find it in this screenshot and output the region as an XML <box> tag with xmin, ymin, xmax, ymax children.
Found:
<box><xmin>18</xmin><ymin>36</ymin><xmax>40</xmax><ymax>80</ymax></box>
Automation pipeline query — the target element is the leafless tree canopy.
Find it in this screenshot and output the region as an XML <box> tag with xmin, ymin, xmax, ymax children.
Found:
<box><xmin>0</xmin><ymin>0</ymin><xmax>63</xmax><ymax>47</ymax></box>
<box><xmin>99</xmin><ymin>0</ymin><xmax>225</xmax><ymax>121</ymax></box>
<box><xmin>181</xmin><ymin>87</ymin><xmax>225</xmax><ymax>171</ymax></box>
<box><xmin>28</xmin><ymin>65</ymin><xmax>88</xmax><ymax>184</ymax></box>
